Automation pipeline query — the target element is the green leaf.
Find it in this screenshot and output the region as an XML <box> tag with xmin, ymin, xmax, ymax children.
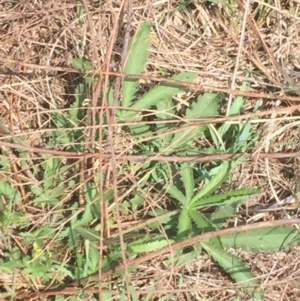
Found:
<box><xmin>186</xmin><ymin>92</ymin><xmax>221</xmax><ymax>119</ymax></box>
<box><xmin>128</xmin><ymin>238</ymin><xmax>172</xmax><ymax>254</ymax></box>
<box><xmin>75</xmin><ymin>227</ymin><xmax>99</xmax><ymax>241</ymax></box>
<box><xmin>124</xmin><ymin>72</ymin><xmax>197</xmax><ymax>120</ymax></box>
<box><xmin>221</xmin><ymin>226</ymin><xmax>300</xmax><ymax>252</ymax></box>
<box><xmin>191</xmin><ymin>188</ymin><xmax>259</xmax><ymax>208</ymax></box>
<box><xmin>188</xmin><ymin>209</ymin><xmax>215</xmax><ymax>233</ymax></box>
<box><xmin>72</xmin><ymin>58</ymin><xmax>95</xmax><ymax>84</ymax></box>
<box><xmin>177</xmin><ymin>208</ymin><xmax>192</xmax><ymax>237</ymax></box>
<box><xmin>42</xmin><ymin>157</ymin><xmax>61</xmax><ymax>190</ymax></box>
<box><xmin>218</xmin><ymin>81</ymin><xmax>247</xmax><ymax>136</ymax></box>
<box><xmin>167</xmin><ymin>185</ymin><xmax>187</xmax><ymax>205</ymax></box>
<box><xmin>122</xmin><ymin>21</ymin><xmax>152</xmax><ymax>109</ymax></box>
<box><xmin>181</xmin><ymin>162</ymin><xmax>194</xmax><ymax>203</ymax></box>
<box><xmin>202</xmin><ymin>241</ymin><xmax>264</xmax><ymax>298</ymax></box>
<box><xmin>0</xmin><ymin>181</ymin><xmax>22</xmax><ymax>203</ymax></box>
<box><xmin>191</xmin><ymin>161</ymin><xmax>230</xmax><ymax>204</ymax></box>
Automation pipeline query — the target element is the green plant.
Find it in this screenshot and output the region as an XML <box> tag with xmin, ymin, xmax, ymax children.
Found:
<box><xmin>1</xmin><ymin>18</ymin><xmax>300</xmax><ymax>301</ymax></box>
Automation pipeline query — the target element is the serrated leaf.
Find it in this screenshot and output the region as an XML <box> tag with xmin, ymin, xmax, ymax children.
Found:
<box><xmin>0</xmin><ymin>181</ymin><xmax>22</xmax><ymax>203</ymax></box>
<box><xmin>221</xmin><ymin>226</ymin><xmax>300</xmax><ymax>252</ymax></box>
<box><xmin>181</xmin><ymin>162</ymin><xmax>194</xmax><ymax>203</ymax></box>
<box><xmin>202</xmin><ymin>241</ymin><xmax>264</xmax><ymax>298</ymax></box>
<box><xmin>188</xmin><ymin>209</ymin><xmax>216</xmax><ymax>233</ymax></box>
<box><xmin>177</xmin><ymin>208</ymin><xmax>192</xmax><ymax>237</ymax></box>
<box><xmin>128</xmin><ymin>239</ymin><xmax>172</xmax><ymax>253</ymax></box>
<box><xmin>167</xmin><ymin>185</ymin><xmax>187</xmax><ymax>205</ymax></box>
<box><xmin>191</xmin><ymin>161</ymin><xmax>230</xmax><ymax>204</ymax></box>
<box><xmin>191</xmin><ymin>188</ymin><xmax>259</xmax><ymax>208</ymax></box>
<box><xmin>186</xmin><ymin>92</ymin><xmax>221</xmax><ymax>119</ymax></box>
<box><xmin>122</xmin><ymin>21</ymin><xmax>151</xmax><ymax>109</ymax></box>
<box><xmin>164</xmin><ymin>126</ymin><xmax>205</xmax><ymax>155</ymax></box>
<box><xmin>75</xmin><ymin>227</ymin><xmax>99</xmax><ymax>241</ymax></box>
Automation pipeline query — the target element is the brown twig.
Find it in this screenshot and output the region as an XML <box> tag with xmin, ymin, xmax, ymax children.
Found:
<box><xmin>2</xmin><ymin>59</ymin><xmax>300</xmax><ymax>101</ymax></box>
<box><xmin>0</xmin><ymin>139</ymin><xmax>299</xmax><ymax>162</ymax></box>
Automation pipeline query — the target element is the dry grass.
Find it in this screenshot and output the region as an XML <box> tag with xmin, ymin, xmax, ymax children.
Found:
<box><xmin>1</xmin><ymin>0</ymin><xmax>300</xmax><ymax>300</ymax></box>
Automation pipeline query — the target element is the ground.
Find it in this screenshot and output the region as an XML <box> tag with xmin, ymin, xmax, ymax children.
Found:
<box><xmin>1</xmin><ymin>0</ymin><xmax>300</xmax><ymax>300</ymax></box>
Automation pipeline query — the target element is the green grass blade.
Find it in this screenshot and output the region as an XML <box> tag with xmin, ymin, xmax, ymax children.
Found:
<box><xmin>122</xmin><ymin>21</ymin><xmax>151</xmax><ymax>109</ymax></box>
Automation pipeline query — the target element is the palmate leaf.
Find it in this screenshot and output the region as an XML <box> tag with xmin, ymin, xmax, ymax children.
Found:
<box><xmin>122</xmin><ymin>21</ymin><xmax>151</xmax><ymax>110</ymax></box>
<box><xmin>191</xmin><ymin>161</ymin><xmax>231</xmax><ymax>205</ymax></box>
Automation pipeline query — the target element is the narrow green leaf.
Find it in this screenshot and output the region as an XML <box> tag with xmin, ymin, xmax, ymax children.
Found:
<box><xmin>75</xmin><ymin>227</ymin><xmax>99</xmax><ymax>241</ymax></box>
<box><xmin>218</xmin><ymin>81</ymin><xmax>247</xmax><ymax>136</ymax></box>
<box><xmin>122</xmin><ymin>21</ymin><xmax>151</xmax><ymax>109</ymax></box>
<box><xmin>129</xmin><ymin>71</ymin><xmax>197</xmax><ymax>113</ymax></box>
<box><xmin>221</xmin><ymin>226</ymin><xmax>300</xmax><ymax>252</ymax></box>
<box><xmin>177</xmin><ymin>208</ymin><xmax>192</xmax><ymax>237</ymax></box>
<box><xmin>188</xmin><ymin>209</ymin><xmax>216</xmax><ymax>233</ymax></box>
<box><xmin>191</xmin><ymin>161</ymin><xmax>230</xmax><ymax>204</ymax></box>
<box><xmin>202</xmin><ymin>241</ymin><xmax>263</xmax><ymax>298</ymax></box>
<box><xmin>167</xmin><ymin>185</ymin><xmax>187</xmax><ymax>205</ymax></box>
<box><xmin>181</xmin><ymin>162</ymin><xmax>194</xmax><ymax>203</ymax></box>
<box><xmin>128</xmin><ymin>239</ymin><xmax>173</xmax><ymax>253</ymax></box>
<box><xmin>191</xmin><ymin>188</ymin><xmax>259</xmax><ymax>208</ymax></box>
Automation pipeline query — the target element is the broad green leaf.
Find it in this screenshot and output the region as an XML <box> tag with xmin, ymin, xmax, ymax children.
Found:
<box><xmin>186</xmin><ymin>92</ymin><xmax>221</xmax><ymax>119</ymax></box>
<box><xmin>129</xmin><ymin>72</ymin><xmax>197</xmax><ymax>114</ymax></box>
<box><xmin>202</xmin><ymin>241</ymin><xmax>264</xmax><ymax>298</ymax></box>
<box><xmin>221</xmin><ymin>226</ymin><xmax>300</xmax><ymax>252</ymax></box>
<box><xmin>191</xmin><ymin>161</ymin><xmax>231</xmax><ymax>204</ymax></box>
<box><xmin>181</xmin><ymin>162</ymin><xmax>194</xmax><ymax>203</ymax></box>
<box><xmin>167</xmin><ymin>185</ymin><xmax>187</xmax><ymax>205</ymax></box>
<box><xmin>122</xmin><ymin>21</ymin><xmax>151</xmax><ymax>109</ymax></box>
<box><xmin>177</xmin><ymin>208</ymin><xmax>192</xmax><ymax>237</ymax></box>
